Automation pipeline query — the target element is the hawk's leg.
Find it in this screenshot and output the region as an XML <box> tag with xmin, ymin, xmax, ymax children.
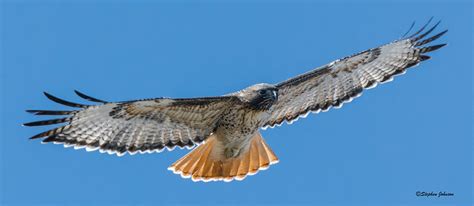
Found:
<box><xmin>224</xmin><ymin>147</ymin><xmax>244</xmax><ymax>158</ymax></box>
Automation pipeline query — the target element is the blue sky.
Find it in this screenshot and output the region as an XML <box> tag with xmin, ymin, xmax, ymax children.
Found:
<box><xmin>1</xmin><ymin>1</ymin><xmax>472</xmax><ymax>206</ymax></box>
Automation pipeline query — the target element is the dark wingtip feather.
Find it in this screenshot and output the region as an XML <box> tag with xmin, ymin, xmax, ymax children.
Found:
<box><xmin>74</xmin><ymin>90</ymin><xmax>108</xmax><ymax>103</ymax></box>
<box><xmin>43</xmin><ymin>92</ymin><xmax>88</xmax><ymax>108</ymax></box>
<box><xmin>29</xmin><ymin>135</ymin><xmax>42</xmax><ymax>140</ymax></box>
<box><xmin>26</xmin><ymin>109</ymin><xmax>74</xmax><ymax>115</ymax></box>
<box><xmin>30</xmin><ymin>135</ymin><xmax>43</xmax><ymax>140</ymax></box>
<box><xmin>412</xmin><ymin>20</ymin><xmax>441</xmax><ymax>41</ymax></box>
<box><xmin>407</xmin><ymin>17</ymin><xmax>433</xmax><ymax>38</ymax></box>
<box><xmin>23</xmin><ymin>117</ymin><xmax>70</xmax><ymax>127</ymax></box>
<box><xmin>420</xmin><ymin>44</ymin><xmax>447</xmax><ymax>53</ymax></box>
<box><xmin>42</xmin><ymin>135</ymin><xmax>59</xmax><ymax>143</ymax></box>
<box><xmin>415</xmin><ymin>29</ymin><xmax>448</xmax><ymax>46</ymax></box>
<box><xmin>29</xmin><ymin>130</ymin><xmax>51</xmax><ymax>139</ymax></box>
<box><xmin>420</xmin><ymin>55</ymin><xmax>431</xmax><ymax>61</ymax></box>
<box><xmin>401</xmin><ymin>21</ymin><xmax>416</xmax><ymax>38</ymax></box>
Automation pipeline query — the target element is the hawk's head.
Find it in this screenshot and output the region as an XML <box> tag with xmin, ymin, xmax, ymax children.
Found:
<box><xmin>237</xmin><ymin>83</ymin><xmax>278</xmax><ymax>110</ymax></box>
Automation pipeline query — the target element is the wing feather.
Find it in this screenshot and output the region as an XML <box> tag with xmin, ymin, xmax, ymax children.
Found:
<box><xmin>25</xmin><ymin>92</ymin><xmax>239</xmax><ymax>156</ymax></box>
<box><xmin>263</xmin><ymin>19</ymin><xmax>447</xmax><ymax>128</ymax></box>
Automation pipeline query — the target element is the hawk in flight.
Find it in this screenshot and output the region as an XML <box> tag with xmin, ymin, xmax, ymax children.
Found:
<box><xmin>25</xmin><ymin>19</ymin><xmax>447</xmax><ymax>182</ymax></box>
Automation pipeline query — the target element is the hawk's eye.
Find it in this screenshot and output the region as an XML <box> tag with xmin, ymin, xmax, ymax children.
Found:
<box><xmin>259</xmin><ymin>90</ymin><xmax>266</xmax><ymax>95</ymax></box>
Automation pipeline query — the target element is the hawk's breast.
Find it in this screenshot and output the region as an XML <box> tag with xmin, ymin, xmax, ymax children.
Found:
<box><xmin>213</xmin><ymin>107</ymin><xmax>268</xmax><ymax>157</ymax></box>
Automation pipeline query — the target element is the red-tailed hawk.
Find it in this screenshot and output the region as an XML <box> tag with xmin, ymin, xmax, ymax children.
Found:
<box><xmin>25</xmin><ymin>19</ymin><xmax>447</xmax><ymax>182</ymax></box>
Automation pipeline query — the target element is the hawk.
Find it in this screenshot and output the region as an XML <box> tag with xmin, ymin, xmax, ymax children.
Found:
<box><xmin>24</xmin><ymin>19</ymin><xmax>447</xmax><ymax>182</ymax></box>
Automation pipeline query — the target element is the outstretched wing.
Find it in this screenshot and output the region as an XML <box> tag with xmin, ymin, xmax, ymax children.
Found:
<box><xmin>25</xmin><ymin>90</ymin><xmax>239</xmax><ymax>156</ymax></box>
<box><xmin>263</xmin><ymin>19</ymin><xmax>447</xmax><ymax>128</ymax></box>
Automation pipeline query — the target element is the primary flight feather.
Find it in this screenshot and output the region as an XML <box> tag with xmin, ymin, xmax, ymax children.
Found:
<box><xmin>25</xmin><ymin>19</ymin><xmax>447</xmax><ymax>182</ymax></box>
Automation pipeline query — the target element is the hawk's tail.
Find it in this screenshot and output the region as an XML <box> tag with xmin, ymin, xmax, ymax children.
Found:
<box><xmin>168</xmin><ymin>132</ymin><xmax>279</xmax><ymax>182</ymax></box>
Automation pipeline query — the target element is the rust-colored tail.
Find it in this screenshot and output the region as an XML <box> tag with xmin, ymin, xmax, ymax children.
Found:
<box><xmin>168</xmin><ymin>132</ymin><xmax>278</xmax><ymax>182</ymax></box>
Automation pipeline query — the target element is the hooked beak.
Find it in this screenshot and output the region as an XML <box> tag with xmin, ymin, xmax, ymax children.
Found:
<box><xmin>271</xmin><ymin>90</ymin><xmax>278</xmax><ymax>101</ymax></box>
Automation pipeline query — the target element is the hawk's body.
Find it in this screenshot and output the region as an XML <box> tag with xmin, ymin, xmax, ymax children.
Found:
<box><xmin>25</xmin><ymin>19</ymin><xmax>447</xmax><ymax>182</ymax></box>
<box><xmin>168</xmin><ymin>84</ymin><xmax>280</xmax><ymax>181</ymax></box>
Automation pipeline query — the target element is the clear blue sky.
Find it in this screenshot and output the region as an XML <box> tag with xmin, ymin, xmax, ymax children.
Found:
<box><xmin>1</xmin><ymin>1</ymin><xmax>472</xmax><ymax>206</ymax></box>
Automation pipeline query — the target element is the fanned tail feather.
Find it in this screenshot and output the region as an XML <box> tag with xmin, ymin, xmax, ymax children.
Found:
<box><xmin>168</xmin><ymin>132</ymin><xmax>278</xmax><ymax>182</ymax></box>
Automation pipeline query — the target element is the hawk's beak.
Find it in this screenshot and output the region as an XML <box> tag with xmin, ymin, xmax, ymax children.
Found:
<box><xmin>272</xmin><ymin>90</ymin><xmax>278</xmax><ymax>101</ymax></box>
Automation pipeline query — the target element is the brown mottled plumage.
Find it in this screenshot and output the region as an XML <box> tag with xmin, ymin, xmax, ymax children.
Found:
<box><xmin>24</xmin><ymin>19</ymin><xmax>446</xmax><ymax>182</ymax></box>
